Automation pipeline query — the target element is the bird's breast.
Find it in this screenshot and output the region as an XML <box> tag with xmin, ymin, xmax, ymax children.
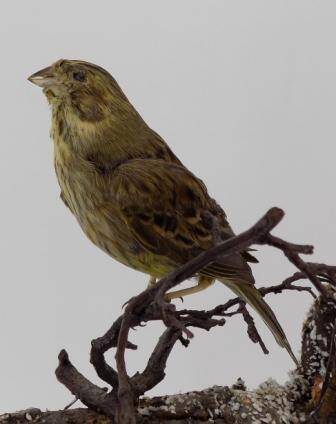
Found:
<box><xmin>53</xmin><ymin>138</ymin><xmax>160</xmax><ymax>273</ymax></box>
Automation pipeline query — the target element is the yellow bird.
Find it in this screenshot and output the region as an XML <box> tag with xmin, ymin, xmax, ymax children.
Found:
<box><xmin>28</xmin><ymin>59</ymin><xmax>297</xmax><ymax>364</ymax></box>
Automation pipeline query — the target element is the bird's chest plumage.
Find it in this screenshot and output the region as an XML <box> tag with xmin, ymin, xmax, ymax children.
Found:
<box><xmin>52</xmin><ymin>135</ymin><xmax>163</xmax><ymax>275</ymax></box>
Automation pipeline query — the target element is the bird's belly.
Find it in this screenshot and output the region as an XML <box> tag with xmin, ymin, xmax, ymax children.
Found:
<box><xmin>79</xmin><ymin>208</ymin><xmax>174</xmax><ymax>277</ymax></box>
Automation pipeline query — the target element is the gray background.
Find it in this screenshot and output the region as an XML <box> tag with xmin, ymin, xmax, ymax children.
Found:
<box><xmin>1</xmin><ymin>0</ymin><xmax>335</xmax><ymax>413</ymax></box>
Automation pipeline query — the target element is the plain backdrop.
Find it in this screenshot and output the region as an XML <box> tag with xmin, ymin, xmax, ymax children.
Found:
<box><xmin>1</xmin><ymin>0</ymin><xmax>335</xmax><ymax>413</ymax></box>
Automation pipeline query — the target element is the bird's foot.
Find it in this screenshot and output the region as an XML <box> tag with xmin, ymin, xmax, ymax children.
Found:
<box><xmin>164</xmin><ymin>294</ymin><xmax>184</xmax><ymax>303</ymax></box>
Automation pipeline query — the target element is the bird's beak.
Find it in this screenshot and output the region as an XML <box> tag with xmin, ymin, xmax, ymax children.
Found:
<box><xmin>28</xmin><ymin>66</ymin><xmax>57</xmax><ymax>88</ymax></box>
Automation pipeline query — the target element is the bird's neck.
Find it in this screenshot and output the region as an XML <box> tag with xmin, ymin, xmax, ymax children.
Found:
<box><xmin>50</xmin><ymin>102</ymin><xmax>182</xmax><ymax>169</ymax></box>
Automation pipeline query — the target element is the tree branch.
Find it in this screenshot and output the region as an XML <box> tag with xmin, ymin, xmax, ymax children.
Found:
<box><xmin>55</xmin><ymin>350</ymin><xmax>116</xmax><ymax>418</ymax></box>
<box><xmin>23</xmin><ymin>207</ymin><xmax>336</xmax><ymax>423</ymax></box>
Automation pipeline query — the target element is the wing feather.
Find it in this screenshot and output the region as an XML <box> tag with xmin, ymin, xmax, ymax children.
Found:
<box><xmin>112</xmin><ymin>159</ymin><xmax>255</xmax><ymax>283</ymax></box>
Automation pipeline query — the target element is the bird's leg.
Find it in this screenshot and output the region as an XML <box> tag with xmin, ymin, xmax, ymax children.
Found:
<box><xmin>165</xmin><ymin>276</ymin><xmax>214</xmax><ymax>301</ymax></box>
<box><xmin>147</xmin><ymin>276</ymin><xmax>157</xmax><ymax>288</ymax></box>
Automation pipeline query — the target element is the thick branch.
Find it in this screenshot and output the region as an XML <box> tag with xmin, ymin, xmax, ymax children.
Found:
<box><xmin>55</xmin><ymin>350</ymin><xmax>116</xmax><ymax>418</ymax></box>
<box><xmin>301</xmin><ymin>287</ymin><xmax>336</xmax><ymax>423</ymax></box>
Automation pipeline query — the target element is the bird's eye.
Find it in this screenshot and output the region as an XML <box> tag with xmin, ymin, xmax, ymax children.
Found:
<box><xmin>73</xmin><ymin>71</ymin><xmax>86</xmax><ymax>82</ymax></box>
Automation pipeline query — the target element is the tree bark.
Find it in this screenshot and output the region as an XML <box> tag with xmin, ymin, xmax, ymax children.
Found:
<box><xmin>2</xmin><ymin>288</ymin><xmax>335</xmax><ymax>424</ymax></box>
<box><xmin>2</xmin><ymin>209</ymin><xmax>336</xmax><ymax>423</ymax></box>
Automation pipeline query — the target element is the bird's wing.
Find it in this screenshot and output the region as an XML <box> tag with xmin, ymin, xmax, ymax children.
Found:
<box><xmin>111</xmin><ymin>159</ymin><xmax>255</xmax><ymax>283</ymax></box>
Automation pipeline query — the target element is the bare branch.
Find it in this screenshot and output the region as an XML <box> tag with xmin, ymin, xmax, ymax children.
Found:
<box><xmin>240</xmin><ymin>301</ymin><xmax>270</xmax><ymax>354</ymax></box>
<box><xmin>132</xmin><ymin>328</ymin><xmax>181</xmax><ymax>394</ymax></box>
<box><xmin>50</xmin><ymin>207</ymin><xmax>336</xmax><ymax>423</ymax></box>
<box><xmin>55</xmin><ymin>350</ymin><xmax>116</xmax><ymax>418</ymax></box>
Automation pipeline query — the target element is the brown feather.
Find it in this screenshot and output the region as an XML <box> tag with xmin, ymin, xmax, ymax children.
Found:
<box><xmin>112</xmin><ymin>159</ymin><xmax>254</xmax><ymax>284</ymax></box>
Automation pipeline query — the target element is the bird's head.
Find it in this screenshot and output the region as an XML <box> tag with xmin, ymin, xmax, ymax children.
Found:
<box><xmin>28</xmin><ymin>59</ymin><xmax>128</xmax><ymax>122</ymax></box>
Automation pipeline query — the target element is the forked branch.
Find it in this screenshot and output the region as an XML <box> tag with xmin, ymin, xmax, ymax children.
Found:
<box><xmin>53</xmin><ymin>207</ymin><xmax>336</xmax><ymax>423</ymax></box>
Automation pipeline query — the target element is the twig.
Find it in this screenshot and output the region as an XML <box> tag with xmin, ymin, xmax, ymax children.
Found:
<box><xmin>259</xmin><ymin>272</ymin><xmax>317</xmax><ymax>298</ymax></box>
<box><xmin>115</xmin><ymin>310</ymin><xmax>138</xmax><ymax>423</ymax></box>
<box><xmin>263</xmin><ymin>234</ymin><xmax>329</xmax><ymax>297</ymax></box>
<box><xmin>240</xmin><ymin>302</ymin><xmax>270</xmax><ymax>354</ymax></box>
<box><xmin>90</xmin><ymin>314</ymin><xmax>139</xmax><ymax>389</ymax></box>
<box><xmin>63</xmin><ymin>396</ymin><xmax>79</xmax><ymax>411</ymax></box>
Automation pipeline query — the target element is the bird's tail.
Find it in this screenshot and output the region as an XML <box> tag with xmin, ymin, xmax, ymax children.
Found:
<box><xmin>221</xmin><ymin>280</ymin><xmax>298</xmax><ymax>366</ymax></box>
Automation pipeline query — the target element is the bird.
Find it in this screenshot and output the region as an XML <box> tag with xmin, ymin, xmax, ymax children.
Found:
<box><xmin>28</xmin><ymin>59</ymin><xmax>297</xmax><ymax>364</ymax></box>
